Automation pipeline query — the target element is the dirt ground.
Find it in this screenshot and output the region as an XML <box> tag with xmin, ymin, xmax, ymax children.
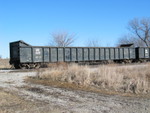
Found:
<box><xmin>0</xmin><ymin>68</ymin><xmax>150</xmax><ymax>113</ymax></box>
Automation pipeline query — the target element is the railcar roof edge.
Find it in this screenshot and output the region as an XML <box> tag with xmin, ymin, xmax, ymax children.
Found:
<box><xmin>10</xmin><ymin>40</ymin><xmax>31</xmax><ymax>46</ymax></box>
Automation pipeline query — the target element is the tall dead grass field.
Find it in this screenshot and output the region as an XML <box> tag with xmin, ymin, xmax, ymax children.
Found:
<box><xmin>0</xmin><ymin>59</ymin><xmax>11</xmax><ymax>69</ymax></box>
<box><xmin>27</xmin><ymin>63</ymin><xmax>150</xmax><ymax>95</ymax></box>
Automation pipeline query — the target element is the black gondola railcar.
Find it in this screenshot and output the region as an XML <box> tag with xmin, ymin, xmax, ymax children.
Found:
<box><xmin>10</xmin><ymin>40</ymin><xmax>137</xmax><ymax>69</ymax></box>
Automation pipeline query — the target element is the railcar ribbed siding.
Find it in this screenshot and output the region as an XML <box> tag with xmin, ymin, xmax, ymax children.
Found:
<box><xmin>10</xmin><ymin>40</ymin><xmax>139</xmax><ymax>67</ymax></box>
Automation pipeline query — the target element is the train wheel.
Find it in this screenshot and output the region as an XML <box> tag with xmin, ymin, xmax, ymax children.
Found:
<box><xmin>35</xmin><ymin>64</ymin><xmax>40</xmax><ymax>69</ymax></box>
<box><xmin>14</xmin><ymin>63</ymin><xmax>20</xmax><ymax>69</ymax></box>
<box><xmin>26</xmin><ymin>64</ymin><xmax>30</xmax><ymax>69</ymax></box>
<box><xmin>19</xmin><ymin>64</ymin><xmax>27</xmax><ymax>69</ymax></box>
<box><xmin>21</xmin><ymin>66</ymin><xmax>26</xmax><ymax>69</ymax></box>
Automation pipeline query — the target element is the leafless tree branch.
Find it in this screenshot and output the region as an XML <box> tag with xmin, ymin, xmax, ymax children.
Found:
<box><xmin>127</xmin><ymin>18</ymin><xmax>150</xmax><ymax>47</ymax></box>
<box><xmin>85</xmin><ymin>39</ymin><xmax>101</xmax><ymax>47</ymax></box>
<box><xmin>49</xmin><ymin>32</ymin><xmax>75</xmax><ymax>47</ymax></box>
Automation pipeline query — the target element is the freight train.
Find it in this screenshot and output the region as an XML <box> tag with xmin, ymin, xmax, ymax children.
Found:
<box><xmin>9</xmin><ymin>40</ymin><xmax>150</xmax><ymax>69</ymax></box>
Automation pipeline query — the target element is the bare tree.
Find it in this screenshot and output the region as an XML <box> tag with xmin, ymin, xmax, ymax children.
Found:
<box><xmin>85</xmin><ymin>39</ymin><xmax>101</xmax><ymax>47</ymax></box>
<box><xmin>127</xmin><ymin>18</ymin><xmax>150</xmax><ymax>47</ymax></box>
<box><xmin>49</xmin><ymin>32</ymin><xmax>75</xmax><ymax>47</ymax></box>
<box><xmin>117</xmin><ymin>18</ymin><xmax>150</xmax><ymax>47</ymax></box>
<box><xmin>117</xmin><ymin>34</ymin><xmax>145</xmax><ymax>47</ymax></box>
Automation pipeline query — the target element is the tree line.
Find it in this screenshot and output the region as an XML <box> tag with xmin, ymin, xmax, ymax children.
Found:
<box><xmin>49</xmin><ymin>17</ymin><xmax>150</xmax><ymax>47</ymax></box>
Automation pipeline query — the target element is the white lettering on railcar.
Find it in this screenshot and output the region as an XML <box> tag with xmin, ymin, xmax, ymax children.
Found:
<box><xmin>145</xmin><ymin>49</ymin><xmax>149</xmax><ymax>57</ymax></box>
<box><xmin>35</xmin><ymin>49</ymin><xmax>41</xmax><ymax>55</ymax></box>
<box><xmin>145</xmin><ymin>49</ymin><xmax>148</xmax><ymax>53</ymax></box>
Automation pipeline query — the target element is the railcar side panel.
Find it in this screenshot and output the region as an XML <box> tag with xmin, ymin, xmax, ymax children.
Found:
<box><xmin>71</xmin><ymin>48</ymin><xmax>77</xmax><ymax>61</ymax></box>
<box><xmin>105</xmin><ymin>48</ymin><xmax>109</xmax><ymax>60</ymax></box>
<box><xmin>43</xmin><ymin>48</ymin><xmax>49</xmax><ymax>62</ymax></box>
<box><xmin>95</xmin><ymin>48</ymin><xmax>100</xmax><ymax>60</ymax></box>
<box><xmin>139</xmin><ymin>48</ymin><xmax>144</xmax><ymax>58</ymax></box>
<box><xmin>33</xmin><ymin>48</ymin><xmax>43</xmax><ymax>62</ymax></box>
<box><xmin>137</xmin><ymin>47</ymin><xmax>150</xmax><ymax>59</ymax></box>
<box><xmin>77</xmin><ymin>48</ymin><xmax>83</xmax><ymax>61</ymax></box>
<box><xmin>110</xmin><ymin>48</ymin><xmax>115</xmax><ymax>60</ymax></box>
<box><xmin>51</xmin><ymin>48</ymin><xmax>57</xmax><ymax>62</ymax></box>
<box><xmin>57</xmin><ymin>48</ymin><xmax>63</xmax><ymax>62</ymax></box>
<box><xmin>20</xmin><ymin>47</ymin><xmax>32</xmax><ymax>63</ymax></box>
<box><xmin>145</xmin><ymin>48</ymin><xmax>149</xmax><ymax>58</ymax></box>
<box><xmin>65</xmin><ymin>48</ymin><xmax>71</xmax><ymax>61</ymax></box>
<box><xmin>123</xmin><ymin>48</ymin><xmax>129</xmax><ymax>59</ymax></box>
<box><xmin>129</xmin><ymin>48</ymin><xmax>135</xmax><ymax>59</ymax></box>
<box><xmin>89</xmin><ymin>48</ymin><xmax>94</xmax><ymax>60</ymax></box>
<box><xmin>115</xmin><ymin>48</ymin><xmax>119</xmax><ymax>59</ymax></box>
<box><xmin>119</xmin><ymin>48</ymin><xmax>123</xmax><ymax>59</ymax></box>
<box><xmin>83</xmin><ymin>48</ymin><xmax>89</xmax><ymax>61</ymax></box>
<box><xmin>100</xmin><ymin>48</ymin><xmax>105</xmax><ymax>60</ymax></box>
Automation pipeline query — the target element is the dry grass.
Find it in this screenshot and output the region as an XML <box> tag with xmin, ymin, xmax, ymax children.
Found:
<box><xmin>29</xmin><ymin>63</ymin><xmax>150</xmax><ymax>95</ymax></box>
<box><xmin>0</xmin><ymin>59</ymin><xmax>11</xmax><ymax>69</ymax></box>
<box><xmin>0</xmin><ymin>88</ymin><xmax>36</xmax><ymax>113</ymax></box>
<box><xmin>0</xmin><ymin>88</ymin><xmax>63</xmax><ymax>113</ymax></box>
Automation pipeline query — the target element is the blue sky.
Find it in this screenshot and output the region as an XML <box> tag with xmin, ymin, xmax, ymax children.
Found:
<box><xmin>0</xmin><ymin>0</ymin><xmax>150</xmax><ymax>58</ymax></box>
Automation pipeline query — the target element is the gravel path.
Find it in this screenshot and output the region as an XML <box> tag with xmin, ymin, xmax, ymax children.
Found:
<box><xmin>0</xmin><ymin>69</ymin><xmax>150</xmax><ymax>113</ymax></box>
